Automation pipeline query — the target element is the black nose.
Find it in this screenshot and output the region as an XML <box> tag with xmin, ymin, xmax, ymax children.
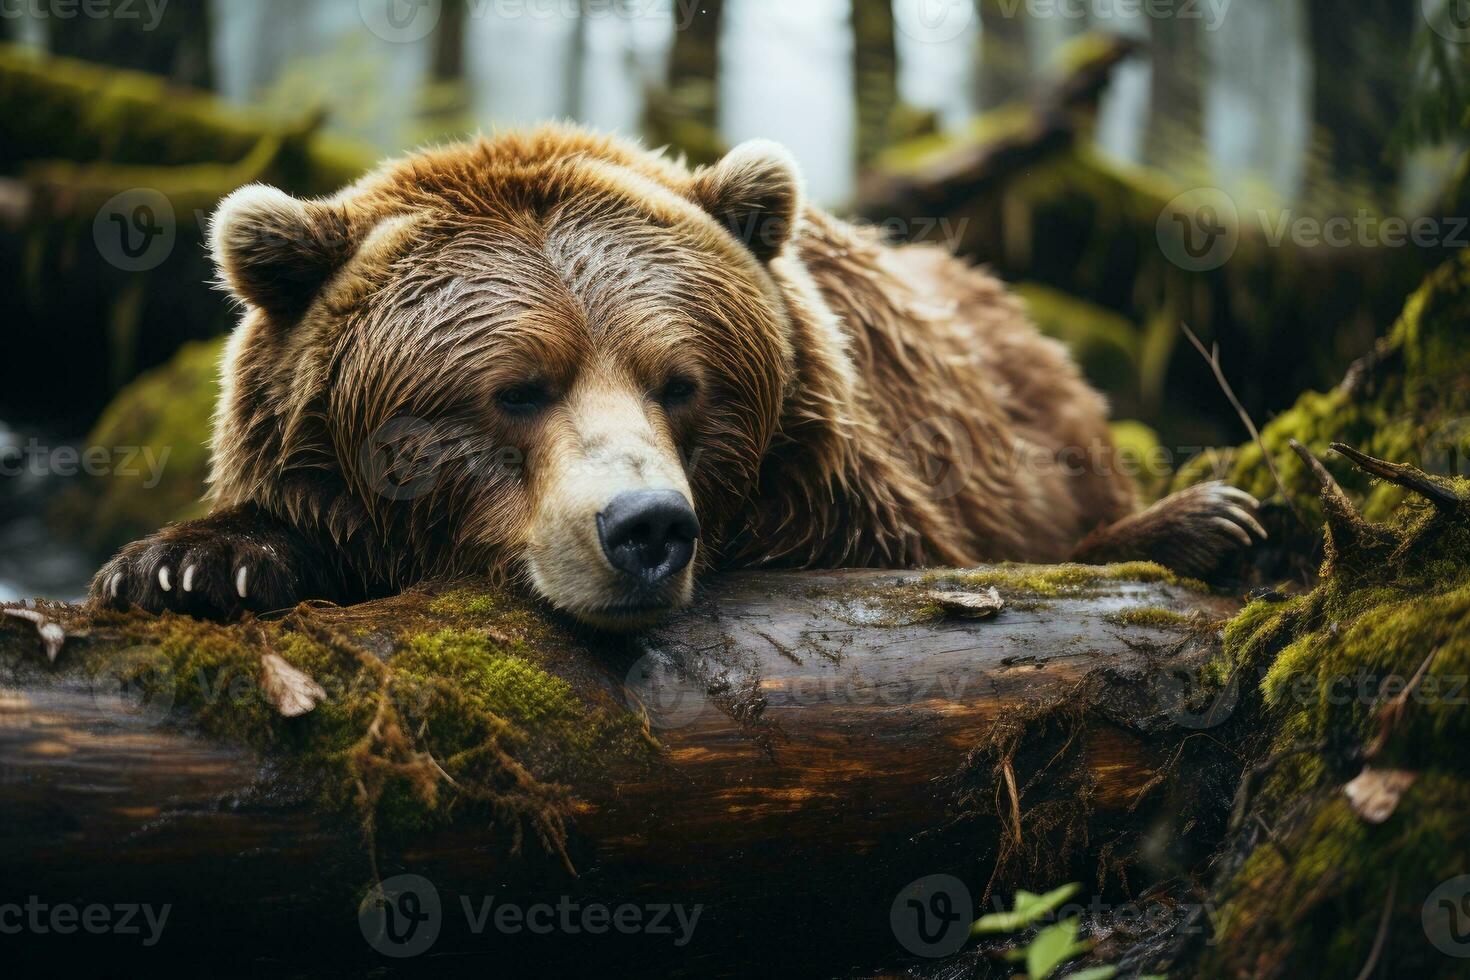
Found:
<box><xmin>596</xmin><ymin>490</ymin><xmax>700</xmax><ymax>586</ymax></box>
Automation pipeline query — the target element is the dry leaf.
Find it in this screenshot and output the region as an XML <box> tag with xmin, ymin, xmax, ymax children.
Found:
<box><xmin>1344</xmin><ymin>766</ymin><xmax>1417</xmax><ymax>824</ymax></box>
<box><xmin>260</xmin><ymin>653</ymin><xmax>327</xmax><ymax>717</ymax></box>
<box><xmin>926</xmin><ymin>587</ymin><xmax>1005</xmax><ymax>620</ymax></box>
<box><xmin>3</xmin><ymin>607</ymin><xmax>65</xmax><ymax>663</ymax></box>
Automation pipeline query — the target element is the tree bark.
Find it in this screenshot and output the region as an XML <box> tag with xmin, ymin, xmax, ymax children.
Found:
<box><xmin>0</xmin><ymin>567</ymin><xmax>1238</xmax><ymax>976</ymax></box>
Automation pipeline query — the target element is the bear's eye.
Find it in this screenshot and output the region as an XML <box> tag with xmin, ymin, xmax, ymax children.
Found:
<box><xmin>496</xmin><ymin>383</ymin><xmax>552</xmax><ymax>415</ymax></box>
<box><xmin>659</xmin><ymin>377</ymin><xmax>699</xmax><ymax>406</ymax></box>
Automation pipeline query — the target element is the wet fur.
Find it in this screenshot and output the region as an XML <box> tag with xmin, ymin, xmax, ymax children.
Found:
<box><xmin>93</xmin><ymin>125</ymin><xmax>1258</xmax><ymax>621</ymax></box>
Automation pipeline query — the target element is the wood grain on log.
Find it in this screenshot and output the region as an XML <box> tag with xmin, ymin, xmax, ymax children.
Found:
<box><xmin>0</xmin><ymin>567</ymin><xmax>1238</xmax><ymax>977</ymax></box>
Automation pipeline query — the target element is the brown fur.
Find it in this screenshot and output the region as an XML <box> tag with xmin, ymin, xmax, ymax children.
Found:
<box><xmin>92</xmin><ymin>125</ymin><xmax>1259</xmax><ymax>625</ymax></box>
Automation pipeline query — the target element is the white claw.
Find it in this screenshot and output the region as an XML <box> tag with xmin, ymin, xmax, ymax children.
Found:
<box><xmin>109</xmin><ymin>572</ymin><xmax>123</xmax><ymax>599</ymax></box>
<box><xmin>235</xmin><ymin>566</ymin><xmax>249</xmax><ymax>599</ymax></box>
<box><xmin>182</xmin><ymin>565</ymin><xmax>196</xmax><ymax>593</ymax></box>
<box><xmin>1211</xmin><ymin>516</ymin><xmax>1253</xmax><ymax>547</ymax></box>
<box><xmin>158</xmin><ymin>566</ymin><xmax>172</xmax><ymax>592</ymax></box>
<box><xmin>1226</xmin><ymin>504</ymin><xmax>1269</xmax><ymax>539</ymax></box>
<box><xmin>1217</xmin><ymin>486</ymin><xmax>1260</xmax><ymax>508</ymax></box>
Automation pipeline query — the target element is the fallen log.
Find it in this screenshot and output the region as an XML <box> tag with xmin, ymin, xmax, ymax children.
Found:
<box><xmin>0</xmin><ymin>564</ymin><xmax>1241</xmax><ymax>977</ymax></box>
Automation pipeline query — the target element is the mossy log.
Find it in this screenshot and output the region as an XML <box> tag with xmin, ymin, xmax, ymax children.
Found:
<box><xmin>858</xmin><ymin>35</ymin><xmax>1443</xmax><ymax>448</ymax></box>
<box><xmin>0</xmin><ymin>564</ymin><xmax>1238</xmax><ymax>976</ymax></box>
<box><xmin>0</xmin><ymin>43</ymin><xmax>375</xmax><ymax>425</ymax></box>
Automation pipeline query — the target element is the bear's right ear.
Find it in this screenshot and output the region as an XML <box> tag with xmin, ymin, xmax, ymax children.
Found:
<box><xmin>691</xmin><ymin>140</ymin><xmax>804</xmax><ymax>263</ymax></box>
<box><xmin>209</xmin><ymin>185</ymin><xmax>356</xmax><ymax>322</ymax></box>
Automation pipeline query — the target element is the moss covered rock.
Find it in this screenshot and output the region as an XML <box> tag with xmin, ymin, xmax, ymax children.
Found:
<box><xmin>50</xmin><ymin>336</ymin><xmax>223</xmax><ymax>553</ymax></box>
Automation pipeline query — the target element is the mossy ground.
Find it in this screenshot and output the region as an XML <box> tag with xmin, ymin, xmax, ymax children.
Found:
<box><xmin>1192</xmin><ymin>470</ymin><xmax>1470</xmax><ymax>977</ymax></box>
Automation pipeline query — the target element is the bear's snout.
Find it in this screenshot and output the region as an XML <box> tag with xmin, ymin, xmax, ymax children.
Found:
<box><xmin>596</xmin><ymin>490</ymin><xmax>700</xmax><ymax>587</ymax></box>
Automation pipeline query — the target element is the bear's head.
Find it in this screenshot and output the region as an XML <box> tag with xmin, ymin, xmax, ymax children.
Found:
<box><xmin>206</xmin><ymin>127</ymin><xmax>812</xmax><ymax>629</ymax></box>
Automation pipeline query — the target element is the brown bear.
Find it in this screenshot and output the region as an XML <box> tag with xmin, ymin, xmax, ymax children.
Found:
<box><xmin>92</xmin><ymin>125</ymin><xmax>1262</xmax><ymax>629</ymax></box>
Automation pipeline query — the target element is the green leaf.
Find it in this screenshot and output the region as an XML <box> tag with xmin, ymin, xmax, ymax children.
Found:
<box><xmin>1066</xmin><ymin>967</ymin><xmax>1118</xmax><ymax>980</ymax></box>
<box><xmin>970</xmin><ymin>883</ymin><xmax>1082</xmax><ymax>935</ymax></box>
<box><xmin>1026</xmin><ymin>919</ymin><xmax>1090</xmax><ymax>980</ymax></box>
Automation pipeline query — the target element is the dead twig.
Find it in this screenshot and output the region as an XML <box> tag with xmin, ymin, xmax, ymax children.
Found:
<box><xmin>1352</xmin><ymin>871</ymin><xmax>1399</xmax><ymax>980</ymax></box>
<box><xmin>1365</xmin><ymin>646</ymin><xmax>1443</xmax><ymax>760</ymax></box>
<box><xmin>1330</xmin><ymin>442</ymin><xmax>1464</xmax><ymax>510</ymax></box>
<box><xmin>1181</xmin><ymin>323</ymin><xmax>1310</xmax><ymax>534</ymax></box>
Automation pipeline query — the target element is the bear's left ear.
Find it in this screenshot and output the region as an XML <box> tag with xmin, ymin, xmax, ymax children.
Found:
<box><xmin>209</xmin><ymin>184</ymin><xmax>358</xmax><ymax>324</ymax></box>
<box><xmin>691</xmin><ymin>139</ymin><xmax>804</xmax><ymax>263</ymax></box>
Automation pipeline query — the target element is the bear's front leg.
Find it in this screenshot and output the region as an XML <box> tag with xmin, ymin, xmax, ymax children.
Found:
<box><xmin>91</xmin><ymin>504</ymin><xmax>335</xmax><ymax>619</ymax></box>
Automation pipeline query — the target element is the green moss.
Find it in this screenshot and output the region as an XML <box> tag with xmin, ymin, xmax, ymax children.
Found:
<box><xmin>1197</xmin><ymin>445</ymin><xmax>1470</xmax><ymax>975</ymax></box>
<box><xmin>924</xmin><ymin>561</ymin><xmax>1205</xmax><ymax>599</ymax></box>
<box><xmin>1210</xmin><ymin>776</ymin><xmax>1470</xmax><ymax>979</ymax></box>
<box><xmin>427</xmin><ymin>588</ymin><xmax>508</xmax><ymax>619</ymax></box>
<box><xmin>391</xmin><ymin>627</ymin><xmax>648</xmax><ymax>781</ymax></box>
<box><xmin>1104</xmin><ymin>606</ymin><xmax>1194</xmax><ymax>629</ymax></box>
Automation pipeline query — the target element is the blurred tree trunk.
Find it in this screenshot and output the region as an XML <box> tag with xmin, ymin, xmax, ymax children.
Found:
<box><xmin>975</xmin><ymin>0</ymin><xmax>1031</xmax><ymax>110</ymax></box>
<box><xmin>432</xmin><ymin>0</ymin><xmax>467</xmax><ymax>82</ymax></box>
<box><xmin>852</xmin><ymin>0</ymin><xmax>898</xmax><ymax>165</ymax></box>
<box><xmin>48</xmin><ymin>0</ymin><xmax>213</xmax><ymax>89</ymax></box>
<box><xmin>565</xmin><ymin>2</ymin><xmax>588</xmax><ymax>119</ymax></box>
<box><xmin>418</xmin><ymin>0</ymin><xmax>469</xmax><ymax>140</ymax></box>
<box><xmin>667</xmin><ymin>0</ymin><xmax>723</xmax><ymax>133</ymax></box>
<box><xmin>1143</xmin><ymin>12</ymin><xmax>1203</xmax><ymax>168</ymax></box>
<box><xmin>644</xmin><ymin>0</ymin><xmax>724</xmax><ymax>164</ymax></box>
<box><xmin>1305</xmin><ymin>0</ymin><xmax>1412</xmax><ymax>189</ymax></box>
